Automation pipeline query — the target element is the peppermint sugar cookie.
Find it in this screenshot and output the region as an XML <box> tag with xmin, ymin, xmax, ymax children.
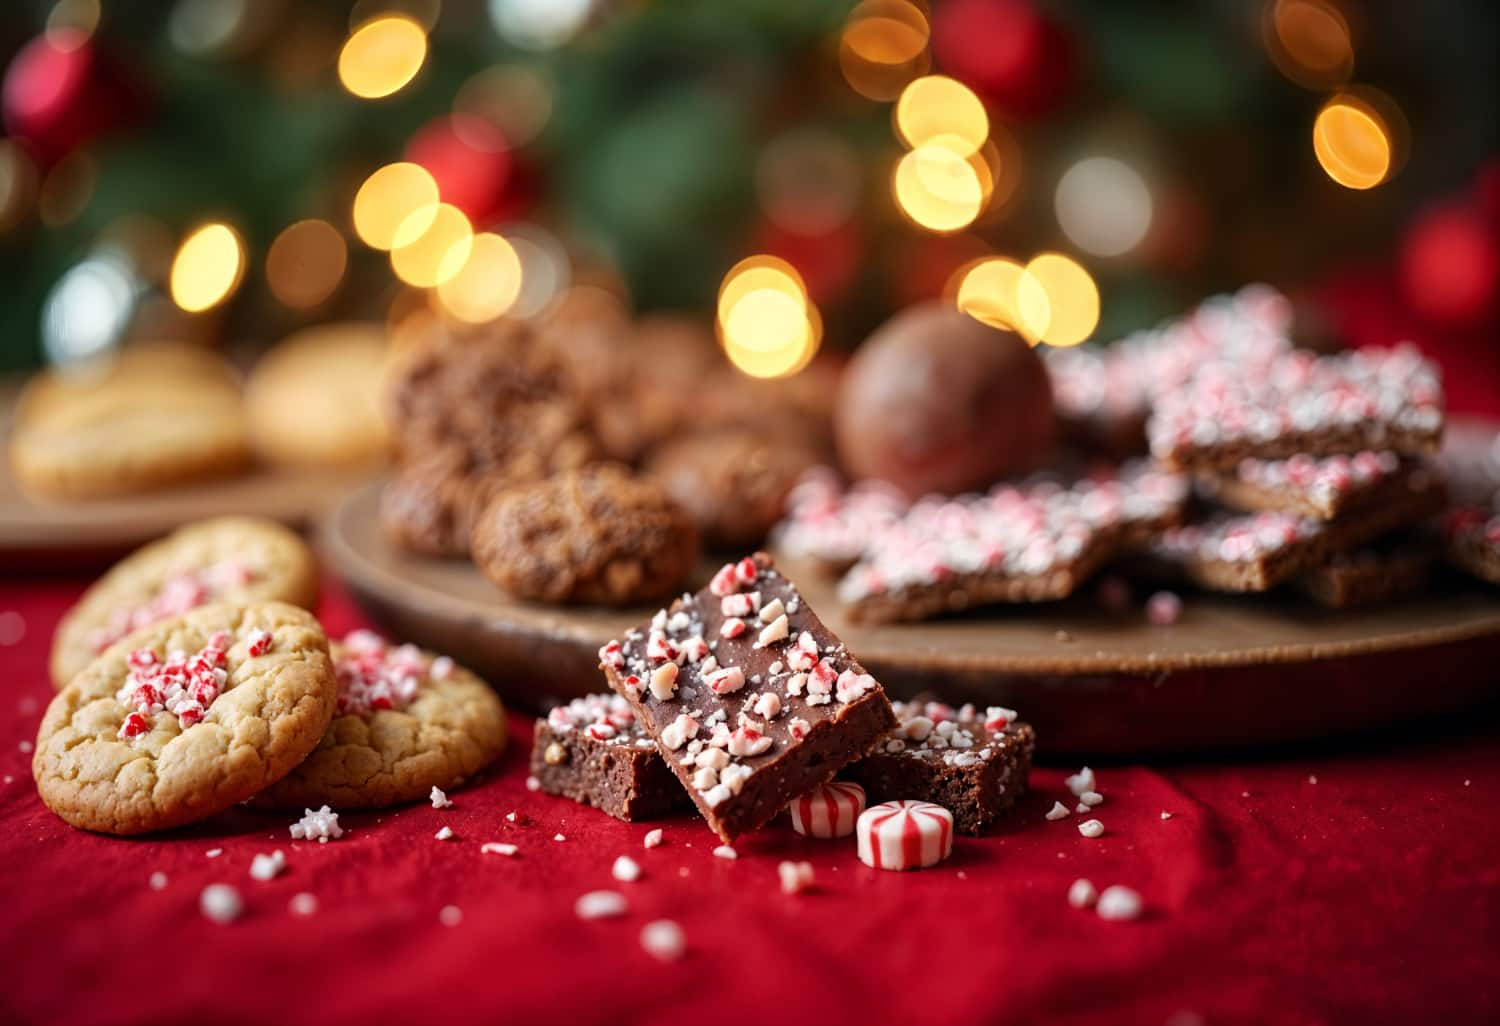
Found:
<box><xmin>253</xmin><ymin>631</ymin><xmax>507</xmax><ymax>811</ymax></box>
<box><xmin>33</xmin><ymin>603</ymin><xmax>337</xmax><ymax>835</ymax></box>
<box><xmin>49</xmin><ymin>516</ymin><xmax>319</xmax><ymax>688</ymax></box>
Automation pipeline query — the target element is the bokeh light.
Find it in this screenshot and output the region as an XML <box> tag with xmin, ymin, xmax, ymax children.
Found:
<box><xmin>338</xmin><ymin>15</ymin><xmax>428</xmax><ymax>99</ymax></box>
<box><xmin>454</xmin><ymin>64</ymin><xmax>553</xmax><ymax>149</ymax></box>
<box><xmin>266</xmin><ymin>219</ymin><xmax>348</xmax><ymax>309</ymax></box>
<box><xmin>1024</xmin><ymin>252</ymin><xmax>1100</xmax><ymax>347</ymax></box>
<box><xmin>390</xmin><ymin>202</ymin><xmax>472</xmax><ymax>288</ymax></box>
<box><xmin>1313</xmin><ymin>93</ymin><xmax>1392</xmax><ymax>190</ymax></box>
<box><xmin>894</xmin><ymin>75</ymin><xmax>988</xmax><ymax>156</ymax></box>
<box><xmin>42</xmin><ymin>250</ymin><xmax>137</xmax><ymax>364</ymax></box>
<box><xmin>505</xmin><ymin>223</ymin><xmax>571</xmax><ymax>317</ymax></box>
<box><xmin>0</xmin><ymin>139</ymin><xmax>39</xmax><ymax>234</ymax></box>
<box><xmin>45</xmin><ymin>0</ymin><xmax>100</xmax><ymax>46</ymax></box>
<box><xmin>350</xmin><ymin>0</ymin><xmax>442</xmax><ymax>32</ymax></box>
<box><xmin>37</xmin><ymin>149</ymin><xmax>96</xmax><ymax>228</ymax></box>
<box><xmin>954</xmin><ymin>257</ymin><xmax>1051</xmax><ymax>342</ymax></box>
<box><xmin>893</xmin><ymin>144</ymin><xmax>987</xmax><ymax>233</ymax></box>
<box><xmin>839</xmin><ymin>0</ymin><xmax>931</xmax><ymax>102</ymax></box>
<box><xmin>353</xmin><ymin>162</ymin><xmax>440</xmax><ymax>250</ymax></box>
<box><xmin>169</xmin><ymin>222</ymin><xmax>245</xmax><ymax>313</ymax></box>
<box><xmin>436</xmin><ymin>232</ymin><xmax>523</xmax><ymax>323</ymax></box>
<box><xmin>1055</xmin><ymin>156</ymin><xmax>1154</xmax><ymax>257</ymax></box>
<box><xmin>717</xmin><ymin>255</ymin><xmax>821</xmax><ymax>379</ymax></box>
<box><xmin>490</xmin><ymin>0</ymin><xmax>593</xmax><ymax>51</ymax></box>
<box><xmin>1265</xmin><ymin>0</ymin><xmax>1354</xmax><ymax>90</ymax></box>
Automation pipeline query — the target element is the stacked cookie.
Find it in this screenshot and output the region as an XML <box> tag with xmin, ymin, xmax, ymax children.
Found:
<box><xmin>33</xmin><ymin>517</ymin><xmax>507</xmax><ymax>835</ymax></box>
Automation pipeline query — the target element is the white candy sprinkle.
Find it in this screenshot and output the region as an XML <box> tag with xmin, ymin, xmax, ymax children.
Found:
<box><xmin>778</xmin><ymin>860</ymin><xmax>815</xmax><ymax>895</ymax></box>
<box><xmin>1161</xmin><ymin>811</ymin><xmax>1173</xmax><ymax>820</ymax></box>
<box><xmin>435</xmin><ymin>826</ymin><xmax>454</xmax><ymax>841</ymax></box>
<box><xmin>1096</xmin><ymin>885</ymin><xmax>1144</xmax><ymax>921</ymax></box>
<box><xmin>1078</xmin><ymin>819</ymin><xmax>1105</xmax><ymax>838</ymax></box>
<box><xmin>149</xmin><ymin>871</ymin><xmax>168</xmax><ymax>891</ymax></box>
<box><xmin>199</xmin><ymin>883</ymin><xmax>243</xmax><ymax>924</ymax></box>
<box><xmin>18</xmin><ymin>740</ymin><xmax>33</xmax><ymax>754</ymax></box>
<box><xmin>525</xmin><ymin>775</ymin><xmax>541</xmax><ymax>791</ymax></box>
<box><xmin>439</xmin><ymin>905</ymin><xmax>463</xmax><ymax>926</ymax></box>
<box><xmin>1079</xmin><ymin>790</ymin><xmax>1104</xmax><ymax>807</ymax></box>
<box><xmin>481</xmin><ymin>842</ymin><xmax>518</xmax><ymax>857</ymax></box>
<box><xmin>249</xmin><ymin>850</ymin><xmax>286</xmax><ymax>881</ymax></box>
<box><xmin>612</xmin><ymin>855</ymin><xmax>643</xmax><ymax>882</ymax></box>
<box><xmin>289</xmin><ymin>892</ymin><xmax>319</xmax><ymax>917</ymax></box>
<box><xmin>1075</xmin><ymin>803</ymin><xmax>1091</xmax><ymax>814</ymax></box>
<box><xmin>640</xmin><ymin>919</ymin><xmax>686</xmax><ymax>962</ymax></box>
<box><xmin>575</xmin><ymin>890</ymin><xmax>628</xmax><ymax>919</ymax></box>
<box><xmin>206</xmin><ymin>848</ymin><xmax>223</xmax><ymax>858</ymax></box>
<box><xmin>1044</xmin><ymin>801</ymin><xmax>1071</xmax><ymax>821</ymax></box>
<box><xmin>506</xmin><ymin>812</ymin><xmax>517</xmax><ymax>822</ymax></box>
<box><xmin>1065</xmin><ymin>767</ymin><xmax>1096</xmax><ymax>796</ymax></box>
<box><xmin>289</xmin><ymin>805</ymin><xmax>343</xmax><ymax>843</ymax></box>
<box><xmin>1308</xmin><ymin>774</ymin><xmax>1318</xmax><ymax>784</ymax></box>
<box><xmin>1067</xmin><ymin>878</ymin><xmax>1099</xmax><ymax>909</ymax></box>
<box><xmin>429</xmin><ymin>786</ymin><xmax>453</xmax><ymax>809</ymax></box>
<box><xmin>643</xmin><ymin>828</ymin><xmax>664</xmax><ymax>849</ymax></box>
<box><xmin>713</xmin><ymin>844</ymin><xmax>738</xmax><ymax>860</ymax></box>
<box><xmin>554</xmin><ymin>833</ymin><xmax>566</xmax><ymax>842</ymax></box>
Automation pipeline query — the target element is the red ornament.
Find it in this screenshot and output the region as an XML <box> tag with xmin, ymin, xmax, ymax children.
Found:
<box><xmin>1399</xmin><ymin>203</ymin><xmax>1499</xmax><ymax>329</ymax></box>
<box><xmin>2</xmin><ymin>30</ymin><xmax>143</xmax><ymax>163</ymax></box>
<box><xmin>404</xmin><ymin>114</ymin><xmax>524</xmax><ymax>227</ymax></box>
<box><xmin>932</xmin><ymin>0</ymin><xmax>1078</xmax><ymax>121</ymax></box>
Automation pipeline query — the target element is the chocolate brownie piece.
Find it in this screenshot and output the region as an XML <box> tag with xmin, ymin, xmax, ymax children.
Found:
<box><xmin>531</xmin><ymin>694</ymin><xmax>687</xmax><ymax>821</ymax></box>
<box><xmin>835</xmin><ymin>461</ymin><xmax>1188</xmax><ymax>624</ymax></box>
<box><xmin>843</xmin><ymin>701</ymin><xmax>1034</xmax><ymax>836</ymax></box>
<box><xmin>598</xmin><ymin>553</ymin><xmax>897</xmax><ymax>842</ymax></box>
<box><xmin>1198</xmin><ymin>451</ymin><xmax>1416</xmax><ymax>521</ymax></box>
<box><xmin>471</xmin><ymin>464</ymin><xmax>700</xmax><ymax>605</ymax></box>
<box><xmin>1148</xmin><ymin>344</ymin><xmax>1444</xmax><ymax>472</ymax></box>
<box><xmin>1441</xmin><ymin>504</ymin><xmax>1500</xmax><ymax>585</ymax></box>
<box><xmin>1295</xmin><ymin>540</ymin><xmax>1433</xmax><ymax>608</ymax></box>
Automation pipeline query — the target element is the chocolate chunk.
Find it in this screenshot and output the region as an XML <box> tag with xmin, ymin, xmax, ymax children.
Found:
<box><xmin>843</xmin><ymin>701</ymin><xmax>1035</xmax><ymax>836</ymax></box>
<box><xmin>530</xmin><ymin>694</ymin><xmax>688</xmax><ymax>822</ymax></box>
<box><xmin>598</xmin><ymin>553</ymin><xmax>896</xmax><ymax>842</ymax></box>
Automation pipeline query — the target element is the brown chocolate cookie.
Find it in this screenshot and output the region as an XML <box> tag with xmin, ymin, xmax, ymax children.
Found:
<box><xmin>471</xmin><ymin>464</ymin><xmax>699</xmax><ymax>605</ymax></box>
<box><xmin>647</xmin><ymin>427</ymin><xmax>822</xmax><ymax>548</ymax></box>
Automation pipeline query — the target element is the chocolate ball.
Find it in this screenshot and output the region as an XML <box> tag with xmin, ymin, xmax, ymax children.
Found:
<box><xmin>834</xmin><ymin>302</ymin><xmax>1054</xmax><ymax>497</ymax></box>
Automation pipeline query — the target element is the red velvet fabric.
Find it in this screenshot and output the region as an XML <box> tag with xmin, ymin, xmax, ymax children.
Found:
<box><xmin>0</xmin><ymin>575</ymin><xmax>1496</xmax><ymax>1026</ymax></box>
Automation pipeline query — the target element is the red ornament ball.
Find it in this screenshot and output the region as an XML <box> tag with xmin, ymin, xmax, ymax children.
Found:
<box><xmin>835</xmin><ymin>302</ymin><xmax>1055</xmax><ymax>498</ymax></box>
<box><xmin>1399</xmin><ymin>203</ymin><xmax>1499</xmax><ymax>328</ymax></box>
<box><xmin>932</xmin><ymin>0</ymin><xmax>1077</xmax><ymax>121</ymax></box>
<box><xmin>2</xmin><ymin>29</ymin><xmax>141</xmax><ymax>163</ymax></box>
<box><xmin>405</xmin><ymin>114</ymin><xmax>516</xmax><ymax>226</ymax></box>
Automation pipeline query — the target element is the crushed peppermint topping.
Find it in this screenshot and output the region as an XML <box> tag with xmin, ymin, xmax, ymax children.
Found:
<box><xmin>333</xmin><ymin>631</ymin><xmax>431</xmax><ymax>716</ymax></box>
<box><xmin>1065</xmin><ymin>767</ymin><xmax>1096</xmax><ymax>796</ymax></box>
<box><xmin>525</xmin><ymin>775</ymin><xmax>541</xmax><ymax>791</ymax></box>
<box><xmin>778</xmin><ymin>860</ymin><xmax>815</xmax><ymax>895</ymax></box>
<box><xmin>149</xmin><ymin>871</ymin><xmax>168</xmax><ymax>890</ymax></box>
<box><xmin>1146</xmin><ymin>591</ymin><xmax>1183</xmax><ymax>625</ymax></box>
<box><xmin>289</xmin><ymin>892</ymin><xmax>319</xmax><ymax>917</ymax></box>
<box><xmin>643</xmin><ymin>829</ymin><xmax>664</xmax><ymax>849</ymax></box>
<box><xmin>205</xmin><ymin>848</ymin><xmax>224</xmax><ymax>858</ymax></box>
<box><xmin>712</xmin><ymin>844</ymin><xmax>738</xmax><ymax>860</ymax></box>
<box><xmin>439</xmin><ymin>905</ymin><xmax>463</xmax><ymax>926</ymax></box>
<box><xmin>249</xmin><ymin>851</ymin><xmax>286</xmax><ymax>881</ymax></box>
<box><xmin>878</xmin><ymin>700</ymin><xmax>1026</xmax><ymax>768</ymax></box>
<box><xmin>1096</xmin><ymin>885</ymin><xmax>1144</xmax><ymax>921</ymax></box>
<box><xmin>429</xmin><ymin>786</ymin><xmax>453</xmax><ymax>809</ymax></box>
<box><xmin>289</xmin><ymin>805</ymin><xmax>343</xmax><ymax>843</ymax></box>
<box><xmin>435</xmin><ymin>826</ymin><xmax>454</xmax><ymax>841</ymax></box>
<box><xmin>481</xmin><ymin>842</ymin><xmax>519</xmax><ymax>856</ymax></box>
<box><xmin>89</xmin><ymin>560</ymin><xmax>257</xmax><ymax>654</ymax></box>
<box><xmin>199</xmin><ymin>883</ymin><xmax>243</xmax><ymax>924</ymax></box>
<box><xmin>1067</xmin><ymin>878</ymin><xmax>1099</xmax><ymax>909</ymax></box>
<box><xmin>612</xmin><ymin>855</ymin><xmax>643</xmax><ymax>882</ymax></box>
<box><xmin>575</xmin><ymin>890</ymin><xmax>628</xmax><ymax>920</ymax></box>
<box><xmin>115</xmin><ymin>632</ymin><xmax>235</xmax><ymax>734</ymax></box>
<box><xmin>640</xmin><ymin>919</ymin><xmax>686</xmax><ymax>962</ymax></box>
<box><xmin>1045</xmin><ymin>801</ymin><xmax>1072</xmax><ymax>821</ymax></box>
<box><xmin>1078</xmin><ymin>819</ymin><xmax>1105</xmax><ymax>838</ymax></box>
<box><xmin>545</xmin><ymin>693</ymin><xmax>648</xmax><ymax>749</ymax></box>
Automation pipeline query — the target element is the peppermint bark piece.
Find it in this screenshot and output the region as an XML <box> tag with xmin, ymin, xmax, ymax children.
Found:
<box><xmin>598</xmin><ymin>553</ymin><xmax>897</xmax><ymax>842</ymax></box>
<box><xmin>531</xmin><ymin>693</ymin><xmax>687</xmax><ymax>822</ymax></box>
<box><xmin>1441</xmin><ymin>504</ymin><xmax>1500</xmax><ymax>585</ymax></box>
<box><xmin>1148</xmin><ymin>344</ymin><xmax>1444</xmax><ymax>472</ymax></box>
<box><xmin>1295</xmin><ymin>541</ymin><xmax>1433</xmax><ymax>609</ymax></box>
<box><xmin>1197</xmin><ymin>451</ymin><xmax>1418</xmax><ymax>521</ymax></box>
<box><xmin>843</xmin><ymin>701</ymin><xmax>1034</xmax><ymax>836</ymax></box>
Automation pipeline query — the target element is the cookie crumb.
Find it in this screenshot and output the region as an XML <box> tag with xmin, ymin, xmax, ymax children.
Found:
<box><xmin>1054</xmin><ymin>629</ymin><xmax>1073</xmax><ymax>643</ymax></box>
<box><xmin>778</xmin><ymin>860</ymin><xmax>814</xmax><ymax>895</ymax></box>
<box><xmin>1045</xmin><ymin>801</ymin><xmax>1071</xmax><ymax>821</ymax></box>
<box><xmin>206</xmin><ymin>848</ymin><xmax>224</xmax><ymax>858</ymax></box>
<box><xmin>199</xmin><ymin>883</ymin><xmax>243</xmax><ymax>924</ymax></box>
<box><xmin>643</xmin><ymin>828</ymin><xmax>664</xmax><ymax>849</ymax></box>
<box><xmin>481</xmin><ymin>842</ymin><xmax>518</xmax><ymax>857</ymax></box>
<box><xmin>430</xmin><ymin>786</ymin><xmax>453</xmax><ymax>809</ymax></box>
<box><xmin>1096</xmin><ymin>885</ymin><xmax>1143</xmax><ymax>921</ymax></box>
<box><xmin>149</xmin><ymin>871</ymin><xmax>168</xmax><ymax>890</ymax></box>
<box><xmin>575</xmin><ymin>890</ymin><xmax>628</xmax><ymax>919</ymax></box>
<box><xmin>612</xmin><ymin>855</ymin><xmax>643</xmax><ymax>882</ymax></box>
<box><xmin>290</xmin><ymin>805</ymin><xmax>343</xmax><ymax>843</ymax></box>
<box><xmin>1078</xmin><ymin>819</ymin><xmax>1105</xmax><ymax>838</ymax></box>
<box><xmin>713</xmin><ymin>844</ymin><xmax>738</xmax><ymax>860</ymax></box>
<box><xmin>553</xmin><ymin>833</ymin><xmax>566</xmax><ymax>842</ymax></box>
<box><xmin>1065</xmin><ymin>767</ymin><xmax>1096</xmax><ymax>797</ymax></box>
<box><xmin>249</xmin><ymin>850</ymin><xmax>286</xmax><ymax>881</ymax></box>
<box><xmin>289</xmin><ymin>892</ymin><xmax>319</xmax><ymax>917</ymax></box>
<box><xmin>435</xmin><ymin>826</ymin><xmax>454</xmax><ymax>841</ymax></box>
<box><xmin>525</xmin><ymin>775</ymin><xmax>541</xmax><ymax>792</ymax></box>
<box><xmin>439</xmin><ymin>905</ymin><xmax>463</xmax><ymax>926</ymax></box>
<box><xmin>1067</xmin><ymin>878</ymin><xmax>1098</xmax><ymax>909</ymax></box>
<box><xmin>640</xmin><ymin>919</ymin><xmax>686</xmax><ymax>962</ymax></box>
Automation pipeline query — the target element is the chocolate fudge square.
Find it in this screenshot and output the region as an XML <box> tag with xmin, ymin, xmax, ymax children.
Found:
<box><xmin>598</xmin><ymin>552</ymin><xmax>897</xmax><ymax>842</ymax></box>
<box><xmin>531</xmin><ymin>693</ymin><xmax>687</xmax><ymax>822</ymax></box>
<box><xmin>843</xmin><ymin>701</ymin><xmax>1035</xmax><ymax>836</ymax></box>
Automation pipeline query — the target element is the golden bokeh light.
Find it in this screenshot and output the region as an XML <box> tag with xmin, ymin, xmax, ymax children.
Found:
<box><xmin>1024</xmin><ymin>252</ymin><xmax>1100</xmax><ymax>348</ymax></box>
<box><xmin>1265</xmin><ymin>0</ymin><xmax>1353</xmax><ymax>89</ymax></box>
<box><xmin>266</xmin><ymin>219</ymin><xmax>348</xmax><ymax>309</ymax></box>
<box><xmin>895</xmin><ymin>75</ymin><xmax>988</xmax><ymax>157</ymax></box>
<box><xmin>353</xmin><ymin>162</ymin><xmax>441</xmax><ymax>251</ymax></box>
<box><xmin>455</xmin><ymin>65</ymin><xmax>553</xmax><ymax>149</ymax></box>
<box><xmin>716</xmin><ymin>255</ymin><xmax>807</xmax><ymax>326</ymax></box>
<box><xmin>955</xmin><ymin>257</ymin><xmax>1052</xmax><ymax>343</ymax></box>
<box><xmin>46</xmin><ymin>0</ymin><xmax>100</xmax><ymax>46</ymax></box>
<box><xmin>169</xmin><ymin>222</ymin><xmax>246</xmax><ymax>314</ymax></box>
<box><xmin>717</xmin><ymin>256</ymin><xmax>821</xmax><ymax>379</ymax></box>
<box><xmin>436</xmin><ymin>232</ymin><xmax>524</xmax><ymax>323</ymax></box>
<box><xmin>338</xmin><ymin>15</ymin><xmax>428</xmax><ymax>99</ymax></box>
<box><xmin>839</xmin><ymin>0</ymin><xmax>931</xmax><ymax>102</ymax></box>
<box><xmin>0</xmin><ymin>139</ymin><xmax>39</xmax><ymax>234</ymax></box>
<box><xmin>390</xmin><ymin>202</ymin><xmax>473</xmax><ymax>288</ymax></box>
<box><xmin>1313</xmin><ymin>94</ymin><xmax>1393</xmax><ymax>190</ymax></box>
<box><xmin>893</xmin><ymin>144</ymin><xmax>988</xmax><ymax>233</ymax></box>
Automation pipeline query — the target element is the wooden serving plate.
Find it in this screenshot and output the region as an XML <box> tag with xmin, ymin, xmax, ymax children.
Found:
<box><xmin>326</xmin><ymin>481</ymin><xmax>1500</xmax><ymax>755</ymax></box>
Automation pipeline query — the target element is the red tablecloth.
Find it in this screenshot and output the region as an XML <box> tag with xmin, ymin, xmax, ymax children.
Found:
<box><xmin>0</xmin><ymin>574</ymin><xmax>1496</xmax><ymax>1026</ymax></box>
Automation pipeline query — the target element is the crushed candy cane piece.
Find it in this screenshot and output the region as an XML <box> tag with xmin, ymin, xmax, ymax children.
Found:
<box><xmin>1045</xmin><ymin>801</ymin><xmax>1072</xmax><ymax>821</ymax></box>
<box><xmin>1068</xmin><ymin>878</ymin><xmax>1099</xmax><ymax>909</ymax></box>
<box><xmin>199</xmin><ymin>883</ymin><xmax>243</xmax><ymax>924</ymax></box>
<box><xmin>1078</xmin><ymin>818</ymin><xmax>1105</xmax><ymax>838</ymax></box>
<box><xmin>149</xmin><ymin>871</ymin><xmax>168</xmax><ymax>891</ymax></box>
<box><xmin>481</xmin><ymin>842</ymin><xmax>519</xmax><ymax>856</ymax></box>
<box><xmin>643</xmin><ymin>828</ymin><xmax>664</xmax><ymax>849</ymax></box>
<box><xmin>1096</xmin><ymin>885</ymin><xmax>1144</xmax><ymax>921</ymax></box>
<box><xmin>435</xmin><ymin>826</ymin><xmax>454</xmax><ymax>841</ymax></box>
<box><xmin>640</xmin><ymin>919</ymin><xmax>686</xmax><ymax>962</ymax></box>
<box><xmin>778</xmin><ymin>860</ymin><xmax>815</xmax><ymax>895</ymax></box>
<box><xmin>289</xmin><ymin>805</ymin><xmax>343</xmax><ymax>843</ymax></box>
<box><xmin>429</xmin><ymin>786</ymin><xmax>453</xmax><ymax>809</ymax></box>
<box><xmin>439</xmin><ymin>905</ymin><xmax>463</xmax><ymax>926</ymax></box>
<box><xmin>289</xmin><ymin>892</ymin><xmax>319</xmax><ymax>917</ymax></box>
<box><xmin>713</xmin><ymin>844</ymin><xmax>738</xmax><ymax>860</ymax></box>
<box><xmin>612</xmin><ymin>855</ymin><xmax>643</xmax><ymax>882</ymax></box>
<box><xmin>575</xmin><ymin>890</ymin><xmax>628</xmax><ymax>919</ymax></box>
<box><xmin>1065</xmin><ymin>766</ymin><xmax>1096</xmax><ymax>796</ymax></box>
<box><xmin>249</xmin><ymin>851</ymin><xmax>286</xmax><ymax>881</ymax></box>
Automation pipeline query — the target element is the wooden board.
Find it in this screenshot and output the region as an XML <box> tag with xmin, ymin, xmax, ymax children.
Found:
<box><xmin>325</xmin><ymin>481</ymin><xmax>1500</xmax><ymax>755</ymax></box>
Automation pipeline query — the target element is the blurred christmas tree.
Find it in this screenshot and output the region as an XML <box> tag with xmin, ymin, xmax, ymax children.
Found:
<box><xmin>0</xmin><ymin>0</ymin><xmax>1494</xmax><ymax>376</ymax></box>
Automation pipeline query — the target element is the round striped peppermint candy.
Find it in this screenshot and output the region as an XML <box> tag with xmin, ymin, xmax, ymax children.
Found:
<box><xmin>789</xmin><ymin>781</ymin><xmax>866</xmax><ymax>838</ymax></box>
<box><xmin>856</xmin><ymin>800</ymin><xmax>954</xmax><ymax>871</ymax></box>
